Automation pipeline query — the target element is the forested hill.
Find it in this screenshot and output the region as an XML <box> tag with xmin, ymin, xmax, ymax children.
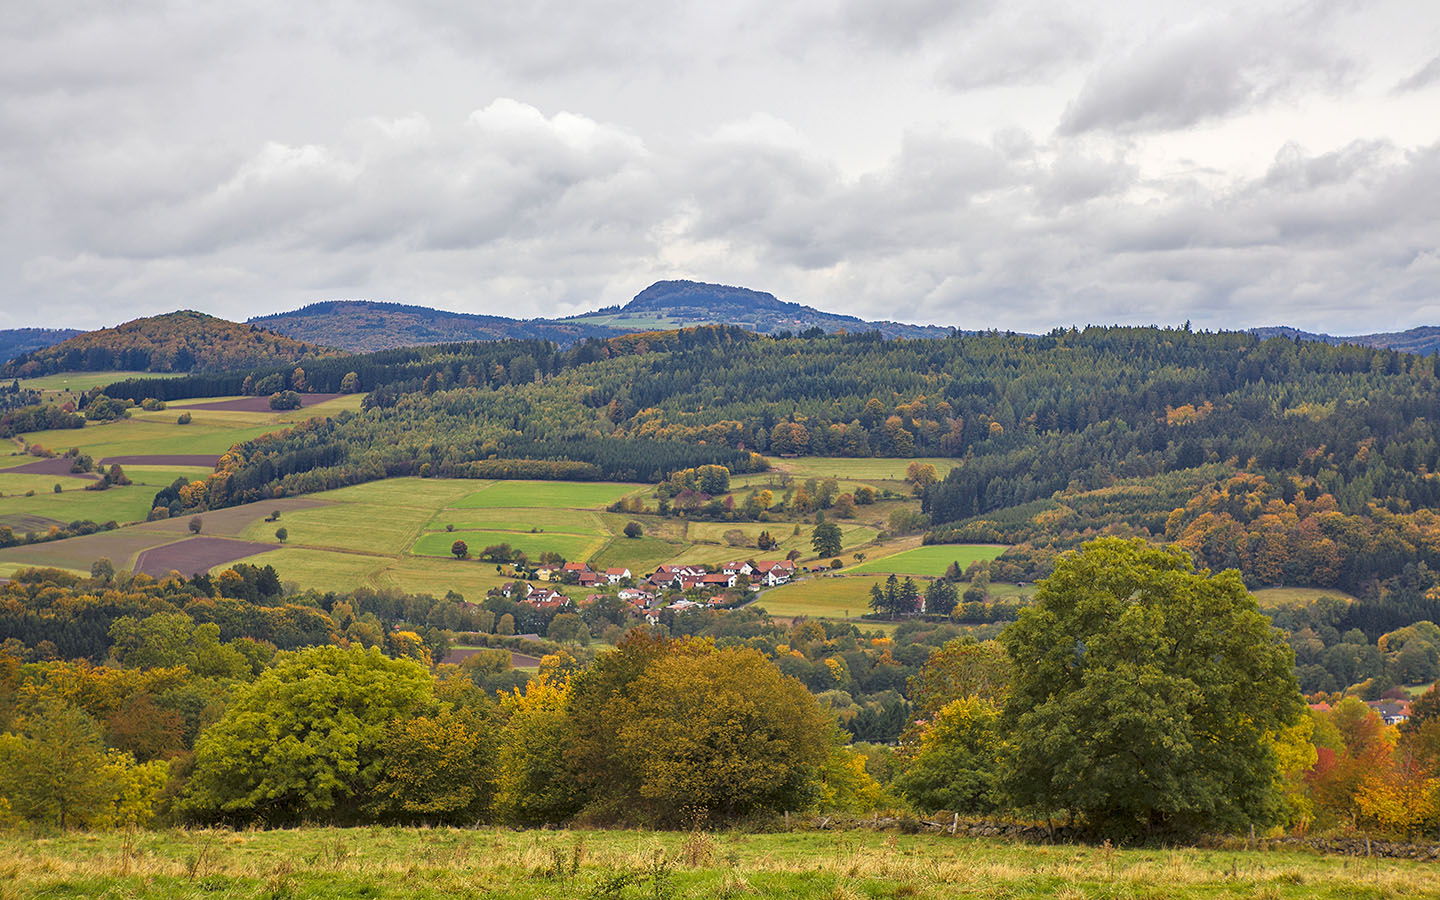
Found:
<box><xmin>562</xmin><ymin>279</ymin><xmax>954</xmax><ymax>340</ymax></box>
<box><xmin>129</xmin><ymin>324</ymin><xmax>1440</xmax><ymax>613</ymax></box>
<box><xmin>1251</xmin><ymin>324</ymin><xmax>1440</xmax><ymax>356</ymax></box>
<box><xmin>246</xmin><ymin>280</ymin><xmax>952</xmax><ymax>351</ymax></box>
<box><xmin>2</xmin><ymin>311</ymin><xmax>330</xmax><ymax>377</ymax></box>
<box><xmin>0</xmin><ymin>327</ymin><xmax>81</xmax><ymax>365</ymax></box>
<box><xmin>248</xmin><ymin>300</ymin><xmax>626</xmax><ymax>351</ymax></box>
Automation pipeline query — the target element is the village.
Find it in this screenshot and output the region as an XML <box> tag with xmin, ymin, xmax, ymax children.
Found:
<box><xmin>489</xmin><ymin>557</ymin><xmax>799</xmax><ymax>622</ymax></box>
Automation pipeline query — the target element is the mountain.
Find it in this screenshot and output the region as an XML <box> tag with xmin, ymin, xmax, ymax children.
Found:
<box><xmin>1251</xmin><ymin>325</ymin><xmax>1440</xmax><ymax>355</ymax></box>
<box><xmin>249</xmin><ymin>300</ymin><xmax>624</xmax><ymax>352</ymax></box>
<box><xmin>2</xmin><ymin>311</ymin><xmax>329</xmax><ymax>378</ymax></box>
<box><xmin>0</xmin><ymin>328</ymin><xmax>82</xmax><ymax>366</ymax></box>
<box><xmin>563</xmin><ymin>280</ymin><xmax>953</xmax><ymax>340</ymax></box>
<box><xmin>249</xmin><ymin>281</ymin><xmax>953</xmax><ymax>351</ymax></box>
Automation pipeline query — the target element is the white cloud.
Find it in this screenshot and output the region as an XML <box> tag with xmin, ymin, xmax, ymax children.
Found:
<box><xmin>2</xmin><ymin>0</ymin><xmax>1440</xmax><ymax>336</ymax></box>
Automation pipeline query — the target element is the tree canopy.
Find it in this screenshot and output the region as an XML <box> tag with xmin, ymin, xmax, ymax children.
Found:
<box><xmin>999</xmin><ymin>537</ymin><xmax>1304</xmax><ymax>838</ymax></box>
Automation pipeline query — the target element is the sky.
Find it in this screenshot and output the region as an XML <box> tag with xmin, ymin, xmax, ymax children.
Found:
<box><xmin>3</xmin><ymin>0</ymin><xmax>1438</xmax><ymax>334</ymax></box>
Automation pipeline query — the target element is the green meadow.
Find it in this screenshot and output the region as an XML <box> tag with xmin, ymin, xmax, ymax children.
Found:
<box><xmin>2</xmin><ymin>826</ymin><xmax>1429</xmax><ymax>900</ymax></box>
<box><xmin>771</xmin><ymin>455</ymin><xmax>961</xmax><ymax>483</ymax></box>
<box><xmin>412</xmin><ymin>529</ymin><xmax>604</xmax><ymax>561</ymax></box>
<box><xmin>848</xmin><ymin>543</ymin><xmax>1007</xmax><ymax>577</ymax></box>
<box><xmin>450</xmin><ymin>480</ymin><xmax>639</xmax><ymax>509</ymax></box>
<box><xmin>0</xmin><ymin>465</ymin><xmax>212</xmax><ymax>531</ymax></box>
<box><xmin>754</xmin><ymin>575</ymin><xmax>899</xmax><ymax>620</ymax></box>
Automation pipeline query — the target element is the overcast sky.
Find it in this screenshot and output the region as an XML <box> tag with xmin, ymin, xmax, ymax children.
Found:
<box><xmin>4</xmin><ymin>0</ymin><xmax>1438</xmax><ymax>334</ymax></box>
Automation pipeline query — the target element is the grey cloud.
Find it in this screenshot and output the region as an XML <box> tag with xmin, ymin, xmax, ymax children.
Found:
<box><xmin>840</xmin><ymin>0</ymin><xmax>994</xmax><ymax>49</ymax></box>
<box><xmin>1395</xmin><ymin>55</ymin><xmax>1440</xmax><ymax>92</ymax></box>
<box><xmin>938</xmin><ymin>12</ymin><xmax>1096</xmax><ymax>89</ymax></box>
<box><xmin>1059</xmin><ymin>11</ymin><xmax>1352</xmax><ymax>135</ymax></box>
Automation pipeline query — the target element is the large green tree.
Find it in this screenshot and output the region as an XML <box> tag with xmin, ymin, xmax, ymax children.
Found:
<box><xmin>1000</xmin><ymin>537</ymin><xmax>1303</xmax><ymax>838</ymax></box>
<box><xmin>614</xmin><ymin>645</ymin><xmax>832</xmax><ymax>825</ymax></box>
<box><xmin>181</xmin><ymin>645</ymin><xmax>433</xmax><ymax>824</ymax></box>
<box><xmin>0</xmin><ymin>699</ymin><xmax>110</xmax><ymax>828</ymax></box>
<box><xmin>811</xmin><ymin>521</ymin><xmax>843</xmax><ymax>558</ymax></box>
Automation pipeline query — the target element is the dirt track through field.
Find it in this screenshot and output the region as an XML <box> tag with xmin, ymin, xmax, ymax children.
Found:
<box><xmin>132</xmin><ymin>536</ymin><xmax>278</xmax><ymax>577</ymax></box>
<box><xmin>179</xmin><ymin>393</ymin><xmax>342</xmax><ymax>412</ymax></box>
<box><xmin>99</xmin><ymin>454</ymin><xmax>220</xmax><ymax>467</ymax></box>
<box><xmin>6</xmin><ymin>457</ymin><xmax>99</xmax><ymax>478</ymax></box>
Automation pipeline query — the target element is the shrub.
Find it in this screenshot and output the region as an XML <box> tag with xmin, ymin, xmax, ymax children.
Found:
<box><xmin>268</xmin><ymin>390</ymin><xmax>302</xmax><ymax>411</ymax></box>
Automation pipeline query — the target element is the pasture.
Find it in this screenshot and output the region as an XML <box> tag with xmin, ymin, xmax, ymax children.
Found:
<box><xmin>413</xmin><ymin>528</ymin><xmax>603</xmax><ymax>561</ymax></box>
<box><xmin>754</xmin><ymin>575</ymin><xmax>899</xmax><ymax>620</ymax></box>
<box><xmin>849</xmin><ymin>543</ymin><xmax>1007</xmax><ymax>577</ymax></box>
<box><xmin>0</xmin><ymin>464</ymin><xmax>212</xmax><ymax>531</ymax></box>
<box><xmin>17</xmin><ymin>370</ymin><xmax>169</xmax><ymax>397</ymax></box>
<box><xmin>1252</xmin><ymin>586</ymin><xmax>1357</xmax><ymax>609</ymax></box>
<box><xmin>3</xmin><ymin>825</ymin><xmax>1432</xmax><ymax>900</ymax></box>
<box><xmin>450</xmin><ymin>480</ymin><xmax>639</xmax><ymax>509</ymax></box>
<box><xmin>769</xmin><ymin>455</ymin><xmax>961</xmax><ymax>483</ymax></box>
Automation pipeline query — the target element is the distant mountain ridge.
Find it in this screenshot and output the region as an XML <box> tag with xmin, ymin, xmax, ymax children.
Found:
<box><xmin>1250</xmin><ymin>325</ymin><xmax>1440</xmax><ymax>356</ymax></box>
<box><xmin>248</xmin><ymin>300</ymin><xmax>623</xmax><ymax>352</ymax></box>
<box><xmin>0</xmin><ymin>328</ymin><xmax>82</xmax><ymax>366</ymax></box>
<box><xmin>563</xmin><ymin>280</ymin><xmax>953</xmax><ymax>340</ymax></box>
<box><xmin>249</xmin><ymin>280</ymin><xmax>953</xmax><ymax>351</ymax></box>
<box><xmin>2</xmin><ymin>311</ymin><xmax>328</xmax><ymax>378</ymax></box>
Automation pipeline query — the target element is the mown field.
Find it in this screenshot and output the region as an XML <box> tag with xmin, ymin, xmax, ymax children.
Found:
<box><xmin>1</xmin><ymin>826</ymin><xmax>1431</xmax><ymax>900</ymax></box>
<box><xmin>848</xmin><ymin>544</ymin><xmax>1007</xmax><ymax>577</ymax></box>
<box><xmin>3</xmin><ymin>392</ymin><xmax>364</xmax><ymax>532</ymax></box>
<box><xmin>754</xmin><ymin>575</ymin><xmax>897</xmax><ymax>621</ymax></box>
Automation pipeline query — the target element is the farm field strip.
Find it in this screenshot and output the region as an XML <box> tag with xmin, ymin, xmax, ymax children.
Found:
<box><xmin>768</xmin><ymin>455</ymin><xmax>962</xmax><ymax>482</ymax></box>
<box><xmin>848</xmin><ymin>543</ymin><xmax>1007</xmax><ymax>576</ymax></box>
<box><xmin>450</xmin><ymin>480</ymin><xmax>640</xmax><ymax>509</ymax></box>
<box><xmin>423</xmin><ymin>506</ymin><xmax>607</xmax><ymax>536</ymax></box>
<box><xmin>754</xmin><ymin>574</ymin><xmax>901</xmax><ymax>620</ymax></box>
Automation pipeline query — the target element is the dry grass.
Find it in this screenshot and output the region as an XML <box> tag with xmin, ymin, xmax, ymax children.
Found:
<box><xmin>0</xmin><ymin>826</ymin><xmax>1436</xmax><ymax>899</ymax></box>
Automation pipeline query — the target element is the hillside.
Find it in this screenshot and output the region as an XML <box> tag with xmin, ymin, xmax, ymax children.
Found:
<box><xmin>1252</xmin><ymin>324</ymin><xmax>1440</xmax><ymax>355</ymax></box>
<box><xmin>245</xmin><ymin>280</ymin><xmax>953</xmax><ymax>351</ymax></box>
<box><xmin>0</xmin><ymin>328</ymin><xmax>82</xmax><ymax>365</ymax></box>
<box><xmin>2</xmin><ymin>311</ymin><xmax>329</xmax><ymax>378</ymax></box>
<box><xmin>564</xmin><ymin>279</ymin><xmax>954</xmax><ymax>339</ymax></box>
<box><xmin>249</xmin><ymin>300</ymin><xmax>625</xmax><ymax>351</ymax></box>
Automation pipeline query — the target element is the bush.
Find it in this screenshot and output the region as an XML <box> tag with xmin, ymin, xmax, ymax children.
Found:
<box><xmin>140</xmin><ymin>398</ymin><xmax>166</xmax><ymax>411</ymax></box>
<box><xmin>624</xmin><ymin>521</ymin><xmax>644</xmax><ymax>539</ymax></box>
<box><xmin>268</xmin><ymin>390</ymin><xmax>302</xmax><ymax>411</ymax></box>
<box><xmin>188</xmin><ymin>516</ymin><xmax>203</xmax><ymax>534</ymax></box>
<box><xmin>176</xmin><ymin>412</ymin><xmax>192</xmax><ymax>425</ymax></box>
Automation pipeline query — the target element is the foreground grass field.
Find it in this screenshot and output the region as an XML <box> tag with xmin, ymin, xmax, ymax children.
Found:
<box><xmin>2</xmin><ymin>826</ymin><xmax>1432</xmax><ymax>900</ymax></box>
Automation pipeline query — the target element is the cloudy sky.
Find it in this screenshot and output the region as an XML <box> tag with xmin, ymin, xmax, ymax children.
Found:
<box><xmin>4</xmin><ymin>0</ymin><xmax>1438</xmax><ymax>333</ymax></box>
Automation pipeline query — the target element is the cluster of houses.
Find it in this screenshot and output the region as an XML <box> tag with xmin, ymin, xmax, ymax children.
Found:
<box><xmin>493</xmin><ymin>558</ymin><xmax>799</xmax><ymax>619</ymax></box>
<box><xmin>1308</xmin><ymin>697</ymin><xmax>1412</xmax><ymax>726</ymax></box>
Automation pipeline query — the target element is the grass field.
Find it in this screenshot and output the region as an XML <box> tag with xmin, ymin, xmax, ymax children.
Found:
<box><xmin>451</xmin><ymin>480</ymin><xmax>639</xmax><ymax>509</ymax></box>
<box><xmin>12</xmin><ymin>393</ymin><xmax>362</xmax><ymax>465</ymax></box>
<box><xmin>2</xmin><ymin>826</ymin><xmax>1433</xmax><ymax>900</ymax></box>
<box><xmin>0</xmin><ymin>464</ymin><xmax>213</xmax><ymax>531</ymax></box>
<box><xmin>755</xmin><ymin>575</ymin><xmax>899</xmax><ymax>620</ymax></box>
<box><xmin>413</xmin><ymin>528</ymin><xmax>604</xmax><ymax>561</ymax></box>
<box><xmin>849</xmin><ymin>544</ymin><xmax>1007</xmax><ymax>577</ymax></box>
<box><xmin>17</xmin><ymin>371</ymin><xmax>170</xmax><ymax>393</ymax></box>
<box><xmin>1252</xmin><ymin>586</ymin><xmax>1357</xmax><ymax>609</ymax></box>
<box><xmin>426</xmin><ymin>507</ymin><xmax>608</xmax><ymax>535</ymax></box>
<box><xmin>769</xmin><ymin>456</ymin><xmax>962</xmax><ymax>483</ymax></box>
